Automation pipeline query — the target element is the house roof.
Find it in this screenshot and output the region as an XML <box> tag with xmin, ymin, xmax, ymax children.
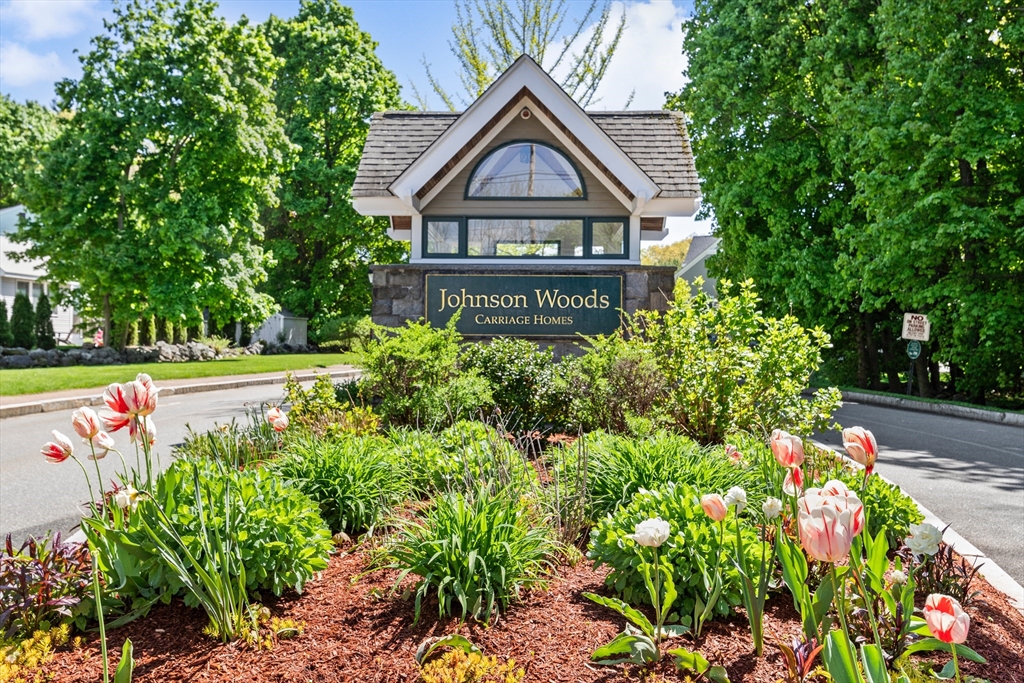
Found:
<box><xmin>352</xmin><ymin>110</ymin><xmax>699</xmax><ymax>200</ymax></box>
<box><xmin>676</xmin><ymin>234</ymin><xmax>720</xmax><ymax>277</ymax></box>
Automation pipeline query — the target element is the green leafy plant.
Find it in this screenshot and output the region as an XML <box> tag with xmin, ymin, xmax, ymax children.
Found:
<box><xmin>904</xmin><ymin>542</ymin><xmax>982</xmax><ymax>608</ymax></box>
<box><xmin>361</xmin><ymin>317</ymin><xmax>491</xmax><ymax>427</ymax></box>
<box><xmin>419</xmin><ymin>648</ymin><xmax>525</xmax><ymax>683</ymax></box>
<box><xmin>626</xmin><ymin>279</ymin><xmax>841</xmax><ymax>444</ymax></box>
<box><xmin>571</xmin><ymin>430</ymin><xmax>760</xmax><ymax>521</ymax></box>
<box><xmin>312</xmin><ymin>315</ymin><xmax>373</xmax><ymax>352</ymax></box>
<box><xmin>33</xmin><ymin>291</ymin><xmax>56</xmax><ymax>350</ymax></box>
<box><xmin>588</xmin><ymin>483</ymin><xmax>765</xmax><ymax>626</ymax></box>
<box><xmin>460</xmin><ymin>337</ymin><xmax>556</xmax><ymax>428</ymax></box>
<box><xmin>10</xmin><ymin>291</ymin><xmax>34</xmax><ymax>349</ymax></box>
<box><xmin>775</xmin><ymin>637</ymin><xmax>825</xmax><ymax>683</ymax></box>
<box><xmin>271</xmin><ymin>434</ymin><xmax>407</xmax><ymax>534</ymax></box>
<box><xmin>0</xmin><ymin>622</ymin><xmax>70</xmax><ymax>680</ymax></box>
<box><xmin>0</xmin><ymin>299</ymin><xmax>14</xmax><ymax>347</ymax></box>
<box><xmin>669</xmin><ymin>645</ymin><xmax>731</xmax><ymax>682</ymax></box>
<box><xmin>178</xmin><ymin>406</ymin><xmax>284</xmax><ymax>468</ymax></box>
<box><xmin>196</xmin><ymin>335</ymin><xmax>232</xmax><ymax>354</ymax></box>
<box><xmin>389</xmin><ymin>486</ymin><xmax>554</xmax><ymax>624</ymax></box>
<box><xmin>84</xmin><ymin>459</ymin><xmax>331</xmax><ymax>610</ymax></box>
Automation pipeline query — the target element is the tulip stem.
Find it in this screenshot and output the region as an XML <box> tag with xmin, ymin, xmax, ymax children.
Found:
<box><xmin>849</xmin><ymin>555</ymin><xmax>883</xmax><ymax>650</ymax></box>
<box><xmin>652</xmin><ymin>545</ymin><xmax>662</xmax><ymax>650</ymax></box>
<box><xmin>951</xmin><ymin>644</ymin><xmax>961</xmax><ymax>683</ymax></box>
<box><xmin>71</xmin><ymin>456</ymin><xmax>98</xmax><ymax>519</ymax></box>
<box><xmin>88</xmin><ymin>441</ymin><xmax>106</xmax><ymax>501</ymax></box>
<box><xmin>830</xmin><ymin>567</ymin><xmax>859</xmax><ymax>681</ymax></box>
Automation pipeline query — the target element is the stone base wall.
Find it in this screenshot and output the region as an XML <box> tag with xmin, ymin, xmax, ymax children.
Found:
<box><xmin>370</xmin><ymin>264</ymin><xmax>675</xmax><ymax>354</ymax></box>
<box><xmin>0</xmin><ymin>340</ymin><xmax>317</xmax><ymax>369</ymax></box>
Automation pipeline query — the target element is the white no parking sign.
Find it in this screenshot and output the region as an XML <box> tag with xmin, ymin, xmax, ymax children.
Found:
<box><xmin>901</xmin><ymin>313</ymin><xmax>931</xmax><ymax>341</ymax></box>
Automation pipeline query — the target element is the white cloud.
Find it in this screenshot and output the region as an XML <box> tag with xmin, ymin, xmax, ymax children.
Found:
<box><xmin>0</xmin><ymin>41</ymin><xmax>65</xmax><ymax>87</ymax></box>
<box><xmin>553</xmin><ymin>0</ymin><xmax>688</xmax><ymax>111</ymax></box>
<box><xmin>2</xmin><ymin>0</ymin><xmax>100</xmax><ymax>40</ymax></box>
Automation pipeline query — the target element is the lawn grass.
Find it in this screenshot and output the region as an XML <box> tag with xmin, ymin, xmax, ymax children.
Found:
<box><xmin>0</xmin><ymin>353</ymin><xmax>360</xmax><ymax>397</ymax></box>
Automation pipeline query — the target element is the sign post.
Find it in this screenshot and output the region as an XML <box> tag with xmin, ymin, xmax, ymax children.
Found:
<box><xmin>901</xmin><ymin>313</ymin><xmax>930</xmax><ymax>396</ymax></box>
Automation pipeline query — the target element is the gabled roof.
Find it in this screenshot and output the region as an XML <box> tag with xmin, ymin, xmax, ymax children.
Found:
<box><xmin>353</xmin><ymin>110</ymin><xmax>699</xmax><ymax>200</ymax></box>
<box><xmin>675</xmin><ymin>234</ymin><xmax>720</xmax><ymax>278</ymax></box>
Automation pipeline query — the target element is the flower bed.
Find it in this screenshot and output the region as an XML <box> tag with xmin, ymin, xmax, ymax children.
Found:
<box><xmin>4</xmin><ymin>280</ymin><xmax>1020</xmax><ymax>683</ymax></box>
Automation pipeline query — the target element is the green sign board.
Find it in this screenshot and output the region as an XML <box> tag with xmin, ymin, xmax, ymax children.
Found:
<box><xmin>907</xmin><ymin>340</ymin><xmax>921</xmax><ymax>359</ymax></box>
<box><xmin>425</xmin><ymin>273</ymin><xmax>623</xmax><ymax>337</ymax></box>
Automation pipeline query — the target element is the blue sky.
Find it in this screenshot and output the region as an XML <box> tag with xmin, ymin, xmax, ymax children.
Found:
<box><xmin>0</xmin><ymin>0</ymin><xmax>710</xmax><ymax>240</ymax></box>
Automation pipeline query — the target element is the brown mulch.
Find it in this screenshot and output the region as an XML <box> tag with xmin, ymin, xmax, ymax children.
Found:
<box><xmin>41</xmin><ymin>549</ymin><xmax>1024</xmax><ymax>683</ymax></box>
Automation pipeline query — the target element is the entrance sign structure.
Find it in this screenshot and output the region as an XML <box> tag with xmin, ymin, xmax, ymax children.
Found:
<box><xmin>352</xmin><ymin>55</ymin><xmax>700</xmax><ymax>348</ymax></box>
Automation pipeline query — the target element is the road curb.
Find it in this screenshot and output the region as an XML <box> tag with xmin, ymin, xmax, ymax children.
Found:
<box><xmin>0</xmin><ymin>369</ymin><xmax>361</xmax><ymax>420</ymax></box>
<box><xmin>814</xmin><ymin>440</ymin><xmax>1024</xmax><ymax>618</ymax></box>
<box><xmin>807</xmin><ymin>388</ymin><xmax>1024</xmax><ymax>427</ymax></box>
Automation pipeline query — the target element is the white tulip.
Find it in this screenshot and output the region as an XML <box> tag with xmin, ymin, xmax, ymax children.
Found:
<box><xmin>114</xmin><ymin>486</ymin><xmax>140</xmax><ymax>511</ymax></box>
<box><xmin>906</xmin><ymin>522</ymin><xmax>942</xmax><ymax>557</ymax></box>
<box><xmin>891</xmin><ymin>570</ymin><xmax>908</xmax><ymax>585</ymax></box>
<box><xmin>762</xmin><ymin>497</ymin><xmax>783</xmax><ymax>520</ymax></box>
<box><xmin>724</xmin><ymin>486</ymin><xmax>747</xmax><ymax>514</ymax></box>
<box><xmin>630</xmin><ymin>517</ymin><xmax>671</xmax><ymax>548</ymax></box>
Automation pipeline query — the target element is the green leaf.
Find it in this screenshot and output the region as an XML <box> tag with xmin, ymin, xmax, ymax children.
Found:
<box><xmin>823</xmin><ymin>630</ymin><xmax>862</xmax><ymax>683</ymax></box>
<box><xmin>933</xmin><ymin>660</ymin><xmax>957</xmax><ymax>680</ymax></box>
<box><xmin>669</xmin><ymin>645</ymin><xmax>710</xmax><ymax>674</ymax></box>
<box><xmin>583</xmin><ymin>592</ymin><xmax>655</xmax><ymax>638</ymax></box>
<box><xmin>592</xmin><ymin>631</ymin><xmax>658</xmax><ymax>665</ymax></box>
<box><xmin>114</xmin><ymin>639</ymin><xmax>134</xmax><ymax>683</ymax></box>
<box><xmin>860</xmin><ymin>644</ymin><xmax>888</xmax><ymax>683</ymax></box>
<box><xmin>904</xmin><ymin>638</ymin><xmax>986</xmax><ymax>664</ymax></box>
<box><xmin>415</xmin><ymin>634</ymin><xmax>480</xmax><ymax>666</ymax></box>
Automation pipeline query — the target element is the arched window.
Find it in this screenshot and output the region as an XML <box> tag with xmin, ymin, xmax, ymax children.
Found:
<box><xmin>466</xmin><ymin>141</ymin><xmax>585</xmax><ymax>199</ymax></box>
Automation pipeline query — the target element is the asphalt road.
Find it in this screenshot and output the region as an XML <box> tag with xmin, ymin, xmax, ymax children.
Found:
<box><xmin>816</xmin><ymin>401</ymin><xmax>1024</xmax><ymax>585</ymax></box>
<box><xmin>0</xmin><ymin>382</ymin><xmax>298</xmax><ymax>544</ymax></box>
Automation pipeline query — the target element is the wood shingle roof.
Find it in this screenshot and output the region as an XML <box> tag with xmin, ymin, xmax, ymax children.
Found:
<box><xmin>352</xmin><ymin>110</ymin><xmax>700</xmax><ymax>200</ymax></box>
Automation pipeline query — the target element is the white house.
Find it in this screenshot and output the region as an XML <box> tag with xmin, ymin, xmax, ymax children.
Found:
<box><xmin>0</xmin><ymin>205</ymin><xmax>82</xmax><ymax>344</ymax></box>
<box><xmin>252</xmin><ymin>309</ymin><xmax>308</xmax><ymax>346</ymax></box>
<box><xmin>674</xmin><ymin>234</ymin><xmax>721</xmax><ymax>298</ymax></box>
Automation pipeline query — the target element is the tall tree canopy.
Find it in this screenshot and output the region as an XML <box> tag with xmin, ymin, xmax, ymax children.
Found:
<box><xmin>262</xmin><ymin>0</ymin><xmax>405</xmax><ymax>326</ymax></box>
<box><xmin>0</xmin><ymin>95</ymin><xmax>59</xmax><ymax>207</ymax></box>
<box><xmin>673</xmin><ymin>0</ymin><xmax>1023</xmax><ymax>401</ymax></box>
<box><xmin>418</xmin><ymin>0</ymin><xmax>626</xmax><ymax>109</ymax></box>
<box><xmin>17</xmin><ymin>0</ymin><xmax>291</xmax><ymax>346</ymax></box>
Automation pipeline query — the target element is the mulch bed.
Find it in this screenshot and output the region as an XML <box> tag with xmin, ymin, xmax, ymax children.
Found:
<box><xmin>42</xmin><ymin>547</ymin><xmax>1024</xmax><ymax>682</ymax></box>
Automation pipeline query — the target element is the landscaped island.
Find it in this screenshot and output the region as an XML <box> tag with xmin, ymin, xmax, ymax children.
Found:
<box><xmin>2</xmin><ymin>282</ymin><xmax>1020</xmax><ymax>683</ymax></box>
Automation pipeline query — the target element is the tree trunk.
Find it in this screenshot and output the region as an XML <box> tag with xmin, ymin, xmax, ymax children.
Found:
<box><xmin>103</xmin><ymin>295</ymin><xmax>112</xmax><ymax>345</ymax></box>
<box><xmin>855</xmin><ymin>312</ymin><xmax>868</xmax><ymax>389</ymax></box>
<box><xmin>949</xmin><ymin>362</ymin><xmax>962</xmax><ymax>394</ymax></box>
<box><xmin>928</xmin><ymin>339</ymin><xmax>942</xmax><ymax>395</ymax></box>
<box><xmin>881</xmin><ymin>332</ymin><xmax>902</xmax><ymax>392</ymax></box>
<box><xmin>864</xmin><ymin>312</ymin><xmax>882</xmax><ymax>390</ymax></box>
<box><xmin>916</xmin><ymin>346</ymin><xmax>932</xmax><ymax>398</ymax></box>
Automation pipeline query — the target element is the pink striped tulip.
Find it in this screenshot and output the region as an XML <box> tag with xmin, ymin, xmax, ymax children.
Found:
<box><xmin>924</xmin><ymin>594</ymin><xmax>970</xmax><ymax>644</ymax></box>
<box><xmin>770</xmin><ymin>430</ymin><xmax>805</xmax><ymax>469</ymax></box>
<box><xmin>783</xmin><ymin>466</ymin><xmax>804</xmax><ymax>496</ymax></box>
<box><xmin>42</xmin><ymin>431</ymin><xmax>74</xmax><ymax>463</ymax></box>
<box><xmin>71</xmin><ymin>407</ymin><xmax>102</xmax><ymax>440</ymax></box>
<box><xmin>842</xmin><ymin>426</ymin><xmax>878</xmax><ymax>476</ymax></box>
<box><xmin>267</xmin><ymin>406</ymin><xmax>289</xmax><ymax>432</ymax></box>
<box><xmin>130</xmin><ymin>416</ymin><xmax>156</xmax><ymax>447</ymax></box>
<box><xmin>797</xmin><ymin>480</ymin><xmax>865</xmax><ymax>562</ymax></box>
<box><xmin>89</xmin><ymin>431</ymin><xmax>115</xmax><ymax>459</ymax></box>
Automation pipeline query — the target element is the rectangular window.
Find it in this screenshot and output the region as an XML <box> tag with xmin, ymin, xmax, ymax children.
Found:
<box><xmin>16</xmin><ymin>281</ymin><xmax>29</xmax><ymax>296</ymax></box>
<box><xmin>32</xmin><ymin>282</ymin><xmax>44</xmax><ymax>300</ymax></box>
<box><xmin>467</xmin><ymin>218</ymin><xmax>583</xmax><ymax>258</ymax></box>
<box><xmin>592</xmin><ymin>220</ymin><xmax>626</xmax><ymax>256</ymax></box>
<box><xmin>426</xmin><ymin>219</ymin><xmax>460</xmax><ymax>255</ymax></box>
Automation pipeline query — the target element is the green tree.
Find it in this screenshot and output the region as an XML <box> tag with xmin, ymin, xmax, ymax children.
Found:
<box><xmin>10</xmin><ymin>292</ymin><xmax>35</xmax><ymax>349</ymax></box>
<box><xmin>0</xmin><ymin>95</ymin><xmax>59</xmax><ymax>207</ymax></box>
<box><xmin>17</xmin><ymin>0</ymin><xmax>291</xmax><ymax>349</ymax></box>
<box><xmin>831</xmin><ymin>0</ymin><xmax>1024</xmax><ymax>400</ymax></box>
<box><xmin>0</xmin><ymin>300</ymin><xmax>13</xmax><ymax>347</ymax></box>
<box><xmin>641</xmin><ymin>237</ymin><xmax>692</xmax><ymax>267</ymax></box>
<box><xmin>419</xmin><ymin>0</ymin><xmax>626</xmax><ymax>109</ymax></box>
<box><xmin>34</xmin><ymin>291</ymin><xmax>56</xmax><ymax>350</ymax></box>
<box><xmin>262</xmin><ymin>0</ymin><xmax>406</xmax><ymax>325</ymax></box>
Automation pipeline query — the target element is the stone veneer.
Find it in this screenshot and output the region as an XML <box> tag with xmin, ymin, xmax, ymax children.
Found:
<box><xmin>370</xmin><ymin>264</ymin><xmax>675</xmax><ymax>353</ymax></box>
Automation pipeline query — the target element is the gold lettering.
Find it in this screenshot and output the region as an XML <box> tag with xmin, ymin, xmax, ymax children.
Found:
<box><xmin>513</xmin><ymin>294</ymin><xmax>526</xmax><ymax>308</ymax></box>
<box><xmin>448</xmin><ymin>294</ymin><xmax>460</xmax><ymax>309</ymax></box>
<box><xmin>489</xmin><ymin>294</ymin><xmax>500</xmax><ymax>307</ymax></box>
<box><xmin>438</xmin><ymin>289</ymin><xmax>448</xmax><ymax>312</ymax></box>
<box><xmin>556</xmin><ymin>294</ymin><xmax>570</xmax><ymax>308</ymax></box>
<box><xmin>535</xmin><ymin>289</ymin><xmax>558</xmax><ymax>307</ymax></box>
<box><xmin>599</xmin><ymin>295</ymin><xmax>610</xmax><ymax>308</ymax></box>
<box><xmin>570</xmin><ymin>295</ymin><xmax>583</xmax><ymax>308</ymax></box>
<box><xmin>585</xmin><ymin>290</ymin><xmax>598</xmax><ymax>308</ymax></box>
<box><xmin>500</xmin><ymin>295</ymin><xmax>513</xmax><ymax>308</ymax></box>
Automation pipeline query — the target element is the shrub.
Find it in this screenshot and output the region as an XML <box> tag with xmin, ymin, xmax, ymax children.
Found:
<box><xmin>84</xmin><ymin>459</ymin><xmax>332</xmax><ymax>606</ymax></box>
<box><xmin>313</xmin><ymin>314</ymin><xmax>373</xmax><ymax>352</ymax></box>
<box><xmin>197</xmin><ymin>335</ymin><xmax>232</xmax><ymax>354</ymax></box>
<box><xmin>558</xmin><ymin>430</ymin><xmax>760</xmax><ymax>520</ymax></box>
<box><xmin>0</xmin><ymin>299</ymin><xmax>13</xmax><ymax>347</ymax></box>
<box><xmin>10</xmin><ymin>292</ymin><xmax>34</xmax><ymax>349</ymax></box>
<box><xmin>588</xmin><ymin>483</ymin><xmax>766</xmax><ymax>622</ymax></box>
<box><xmin>362</xmin><ymin>317</ymin><xmax>491</xmax><ymax>427</ymax></box>
<box><xmin>33</xmin><ymin>291</ymin><xmax>56</xmax><ymax>350</ymax></box>
<box><xmin>0</xmin><ymin>623</ymin><xmax>70</xmax><ymax>680</ymax></box>
<box><xmin>272</xmin><ymin>435</ymin><xmax>407</xmax><ymax>534</ymax></box>
<box><xmin>460</xmin><ymin>337</ymin><xmax>556</xmax><ymax>427</ymax></box>
<box><xmin>284</xmin><ymin>373</ymin><xmax>380</xmax><ymax>437</ymax></box>
<box><xmin>389</xmin><ymin>486</ymin><xmax>554</xmax><ymax>624</ymax></box>
<box><xmin>0</xmin><ymin>533</ymin><xmax>92</xmax><ymax>638</ymax></box>
<box><xmin>557</xmin><ymin>334</ymin><xmax>666</xmax><ymax>432</ymax></box>
<box><xmin>629</xmin><ymin>278</ymin><xmax>842</xmax><ymax>445</ymax></box>
<box><xmin>835</xmin><ymin>469</ymin><xmax>923</xmax><ymax>546</ymax></box>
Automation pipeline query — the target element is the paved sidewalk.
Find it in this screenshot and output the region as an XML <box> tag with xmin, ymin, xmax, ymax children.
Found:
<box><xmin>0</xmin><ymin>365</ymin><xmax>359</xmax><ymax>418</ymax></box>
